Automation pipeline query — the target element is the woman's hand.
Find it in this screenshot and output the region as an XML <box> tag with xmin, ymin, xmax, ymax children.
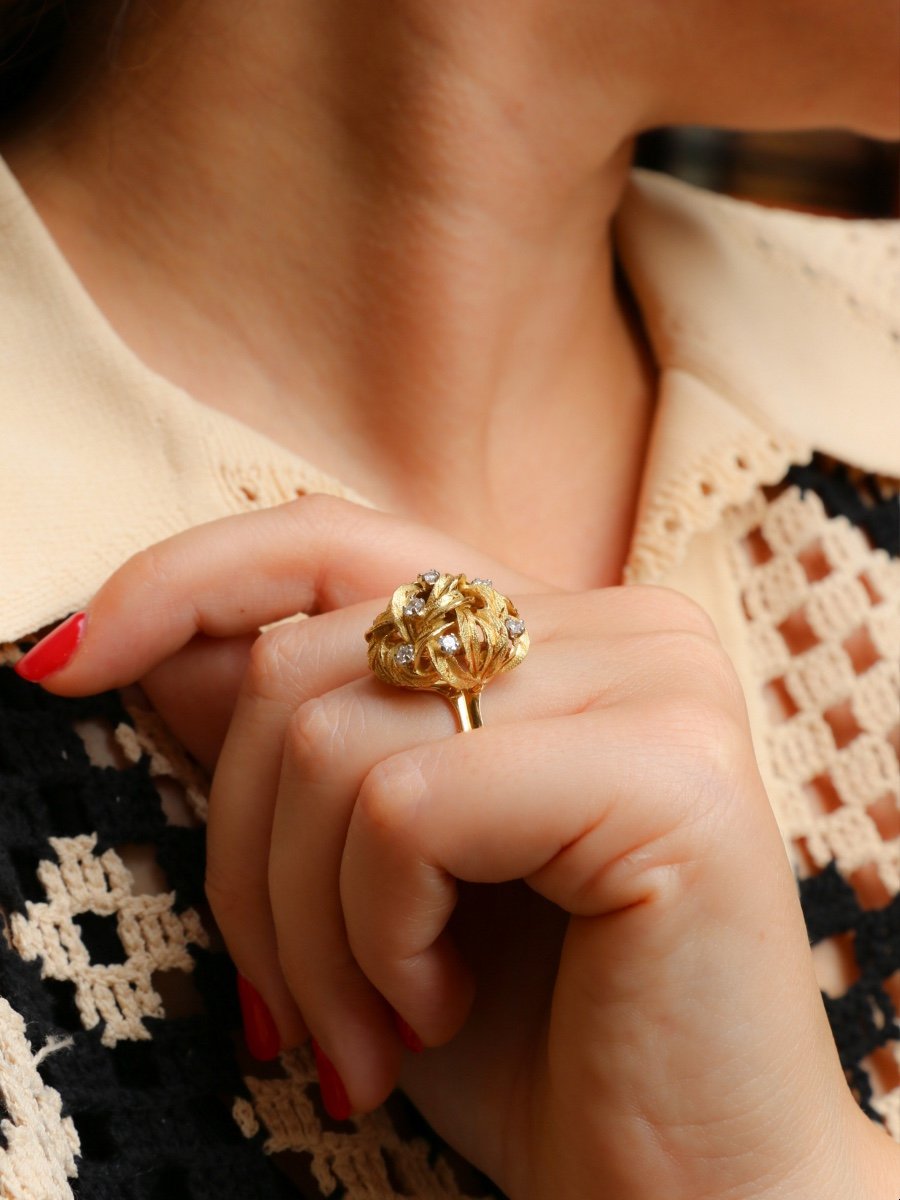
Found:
<box><xmin>18</xmin><ymin>496</ymin><xmax>896</xmax><ymax>1200</ymax></box>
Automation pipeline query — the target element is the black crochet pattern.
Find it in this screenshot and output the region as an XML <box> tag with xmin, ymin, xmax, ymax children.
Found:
<box><xmin>788</xmin><ymin>451</ymin><xmax>900</xmax><ymax>1127</ymax></box>
<box><xmin>786</xmin><ymin>453</ymin><xmax>900</xmax><ymax>558</ymax></box>
<box><xmin>800</xmin><ymin>863</ymin><xmax>900</xmax><ymax>1123</ymax></box>
<box><xmin>0</xmin><ymin>668</ymin><xmax>299</xmax><ymax>1200</ymax></box>
<box><xmin>0</xmin><ymin>656</ymin><xmax>499</xmax><ymax>1200</ymax></box>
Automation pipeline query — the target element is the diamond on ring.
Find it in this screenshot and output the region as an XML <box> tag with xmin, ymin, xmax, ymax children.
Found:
<box><xmin>437</xmin><ymin>632</ymin><xmax>461</xmax><ymax>655</ymax></box>
<box><xmin>505</xmin><ymin>617</ymin><xmax>526</xmax><ymax>638</ymax></box>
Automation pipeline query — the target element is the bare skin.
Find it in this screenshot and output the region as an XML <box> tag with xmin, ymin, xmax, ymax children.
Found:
<box><xmin>5</xmin><ymin>0</ymin><xmax>897</xmax><ymax>590</ymax></box>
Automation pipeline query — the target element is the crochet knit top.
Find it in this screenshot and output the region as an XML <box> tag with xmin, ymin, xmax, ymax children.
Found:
<box><xmin>0</xmin><ymin>156</ymin><xmax>898</xmax><ymax>1199</ymax></box>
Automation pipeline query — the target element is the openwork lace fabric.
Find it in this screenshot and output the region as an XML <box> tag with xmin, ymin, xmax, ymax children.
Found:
<box><xmin>0</xmin><ymin>452</ymin><xmax>897</xmax><ymax>1197</ymax></box>
<box><xmin>725</xmin><ymin>453</ymin><xmax>900</xmax><ymax>1136</ymax></box>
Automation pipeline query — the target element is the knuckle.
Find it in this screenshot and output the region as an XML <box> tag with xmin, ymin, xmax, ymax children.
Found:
<box><xmin>204</xmin><ymin>868</ymin><xmax>245</xmax><ymax>934</ymax></box>
<box><xmin>285</xmin><ymin>491</ymin><xmax>352</xmax><ymax>538</ymax></box>
<box><xmin>645</xmin><ymin>628</ymin><xmax>738</xmax><ymax>695</ymax></box>
<box><xmin>286</xmin><ymin>694</ymin><xmax>353</xmax><ymax>776</ymax></box>
<box><xmin>653</xmin><ymin>689</ymin><xmax>748</xmax><ymax>790</ymax></box>
<box><xmin>356</xmin><ymin>756</ymin><xmax>424</xmax><ymax>837</ymax></box>
<box><xmin>633</xmin><ymin>633</ymin><xmax>750</xmax><ymax>789</ymax></box>
<box><xmin>670</xmin><ymin>691</ymin><xmax>743</xmax><ymax>750</ymax></box>
<box><xmin>125</xmin><ymin>543</ymin><xmax>179</xmax><ymax>600</ymax></box>
<box><xmin>282</xmin><ymin>493</ymin><xmax>374</xmax><ymax>609</ymax></box>
<box><xmin>245</xmin><ymin>622</ymin><xmax>311</xmax><ymax>700</ymax></box>
<box><xmin>634</xmin><ymin>586</ymin><xmax>720</xmax><ymax>640</ymax></box>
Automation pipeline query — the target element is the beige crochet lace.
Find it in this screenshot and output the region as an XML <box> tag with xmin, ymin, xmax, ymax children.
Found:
<box><xmin>725</xmin><ymin>472</ymin><xmax>900</xmax><ymax>1137</ymax></box>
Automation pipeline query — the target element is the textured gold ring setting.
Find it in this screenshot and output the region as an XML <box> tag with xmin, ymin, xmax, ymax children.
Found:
<box><xmin>364</xmin><ymin>570</ymin><xmax>529</xmax><ymax>732</ymax></box>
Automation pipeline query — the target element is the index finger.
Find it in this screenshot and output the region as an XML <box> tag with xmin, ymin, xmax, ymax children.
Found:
<box><xmin>14</xmin><ymin>494</ymin><xmax>554</xmax><ymax>693</ymax></box>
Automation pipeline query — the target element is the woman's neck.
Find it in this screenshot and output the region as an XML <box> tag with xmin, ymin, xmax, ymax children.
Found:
<box><xmin>5</xmin><ymin>1</ymin><xmax>660</xmax><ymax>588</ymax></box>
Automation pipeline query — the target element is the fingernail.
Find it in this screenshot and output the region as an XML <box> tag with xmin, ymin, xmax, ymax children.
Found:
<box><xmin>391</xmin><ymin>1009</ymin><xmax>424</xmax><ymax>1054</ymax></box>
<box><xmin>14</xmin><ymin>612</ymin><xmax>87</xmax><ymax>682</ymax></box>
<box><xmin>312</xmin><ymin>1038</ymin><xmax>352</xmax><ymax>1120</ymax></box>
<box><xmin>237</xmin><ymin>974</ymin><xmax>281</xmax><ymax>1061</ymax></box>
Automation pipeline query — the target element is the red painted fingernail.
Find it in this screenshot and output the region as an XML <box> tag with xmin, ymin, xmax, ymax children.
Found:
<box><xmin>312</xmin><ymin>1038</ymin><xmax>352</xmax><ymax>1120</ymax></box>
<box><xmin>14</xmin><ymin>612</ymin><xmax>87</xmax><ymax>682</ymax></box>
<box><xmin>391</xmin><ymin>1009</ymin><xmax>424</xmax><ymax>1054</ymax></box>
<box><xmin>237</xmin><ymin>975</ymin><xmax>281</xmax><ymax>1061</ymax></box>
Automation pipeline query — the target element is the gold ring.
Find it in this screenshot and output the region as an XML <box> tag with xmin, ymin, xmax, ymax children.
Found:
<box><xmin>364</xmin><ymin>570</ymin><xmax>529</xmax><ymax>732</ymax></box>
